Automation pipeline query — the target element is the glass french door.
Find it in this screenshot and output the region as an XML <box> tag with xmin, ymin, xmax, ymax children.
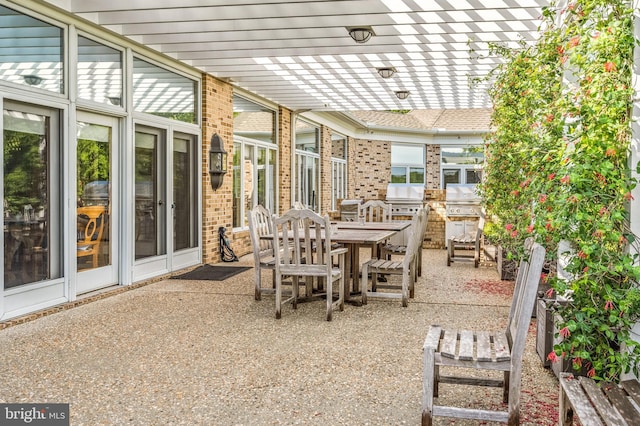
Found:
<box><xmin>172</xmin><ymin>133</ymin><xmax>197</xmax><ymax>252</ymax></box>
<box><xmin>76</xmin><ymin>113</ymin><xmax>119</xmax><ymax>293</ymax></box>
<box><xmin>134</xmin><ymin>126</ymin><xmax>167</xmax><ymax>260</ymax></box>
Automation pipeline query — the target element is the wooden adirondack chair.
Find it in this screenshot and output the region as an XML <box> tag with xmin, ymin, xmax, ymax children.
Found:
<box><xmin>247</xmin><ymin>205</ymin><xmax>276</xmax><ymax>300</ymax></box>
<box><xmin>422</xmin><ymin>238</ymin><xmax>546</xmax><ymax>425</ymax></box>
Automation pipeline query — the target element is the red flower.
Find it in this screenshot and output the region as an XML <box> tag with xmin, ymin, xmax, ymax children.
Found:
<box><xmin>599</xmin><ymin>207</ymin><xmax>608</xmax><ymax>215</ymax></box>
<box><xmin>527</xmin><ymin>224</ymin><xmax>534</xmax><ymax>233</ymax></box>
<box><xmin>569</xmin><ymin>36</ymin><xmax>580</xmax><ymax>48</ymax></box>
<box><xmin>505</xmin><ymin>223</ymin><xmax>514</xmax><ymax>231</ymax></box>
<box><xmin>557</xmin><ymin>46</ymin><xmax>565</xmax><ymax>55</ymax></box>
<box><xmin>545</xmin><ymin>287</ymin><xmax>554</xmax><ymax>298</ymax></box>
<box><xmin>605</xmin><ymin>147</ymin><xmax>616</xmax><ymax>157</ymax></box>
<box><xmin>541</xmin><ymin>273</ymin><xmax>548</xmax><ymax>283</ymax></box>
<box><xmin>545</xmin><ymin>114</ymin><xmax>554</xmax><ymax>122</ymax></box>
<box><xmin>587</xmin><ymin>368</ymin><xmax>596</xmax><ymax>378</ymax></box>
<box><xmin>548</xmin><ymin>173</ymin><xmax>556</xmax><ymax>180</ymax></box>
<box><xmin>559</xmin><ymin>327</ymin><xmax>571</xmax><ymax>338</ymax></box>
<box><xmin>519</xmin><ymin>178</ymin><xmax>531</xmax><ymax>188</ymax></box>
<box><xmin>560</xmin><ymin>175</ymin><xmax>570</xmax><ymax>184</ymax></box>
<box><xmin>577</xmin><ymin>251</ymin><xmax>587</xmax><ymax>259</ymax></box>
<box><xmin>605</xmin><ymin>300</ymin><xmax>614</xmax><ymax>311</ymax></box>
<box><xmin>510</xmin><ymin>230</ymin><xmax>518</xmax><ymax>238</ymax></box>
<box><xmin>538</xmin><ymin>194</ymin><xmax>548</xmax><ymax>203</ymax></box>
<box><xmin>624</xmin><ymin>192</ymin><xmax>634</xmax><ymax>201</ymax></box>
<box><xmin>547</xmin><ymin>351</ymin><xmax>559</xmax><ymax>363</ymax></box>
<box><xmin>573</xmin><ymin>357</ymin><xmax>583</xmax><ymax>368</ymax></box>
<box><xmin>604</xmin><ymin>61</ymin><xmax>616</xmax><ymax>72</ymax></box>
<box><xmin>545</xmin><ymin>222</ymin><xmax>553</xmax><ymax>231</ymax></box>
<box><xmin>510</xmin><ymin>190</ymin><xmax>520</xmax><ymax>197</ymax></box>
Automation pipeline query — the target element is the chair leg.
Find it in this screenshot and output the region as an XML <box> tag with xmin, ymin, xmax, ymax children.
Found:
<box><xmin>255</xmin><ymin>267</ymin><xmax>262</xmax><ymax>301</ymax></box>
<box><xmin>326</xmin><ymin>279</ymin><xmax>333</xmax><ymax>321</ymax></box>
<box><xmin>402</xmin><ymin>273</ymin><xmax>409</xmax><ymax>307</ymax></box>
<box><xmin>422</xmin><ymin>346</ymin><xmax>435</xmax><ymax>426</ymax></box>
<box><xmin>361</xmin><ymin>263</ymin><xmax>369</xmax><ymax>305</ymax></box>
<box><xmin>275</xmin><ymin>274</ymin><xmax>282</xmax><ymax>319</ymax></box>
<box><xmin>503</xmin><ymin>370</ymin><xmax>510</xmax><ymax>403</ymax></box>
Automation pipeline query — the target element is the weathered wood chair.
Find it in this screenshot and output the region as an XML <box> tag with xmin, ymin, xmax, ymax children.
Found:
<box><xmin>358</xmin><ymin>199</ymin><xmax>392</xmax><ymax>223</ymax></box>
<box><xmin>360</xmin><ymin>207</ymin><xmax>425</xmax><ymax>307</ymax></box>
<box><xmin>77</xmin><ymin>205</ymin><xmax>107</xmax><ymax>268</ymax></box>
<box><xmin>447</xmin><ymin>209</ymin><xmax>485</xmax><ymax>268</ymax></box>
<box><xmin>381</xmin><ymin>204</ymin><xmax>430</xmax><ymax>278</ymax></box>
<box><xmin>247</xmin><ymin>204</ymin><xmax>277</xmax><ymax>300</ymax></box>
<box><xmin>422</xmin><ymin>237</ymin><xmax>546</xmax><ymax>425</ymax></box>
<box><xmin>272</xmin><ymin>208</ymin><xmax>347</xmax><ymax>321</ymax></box>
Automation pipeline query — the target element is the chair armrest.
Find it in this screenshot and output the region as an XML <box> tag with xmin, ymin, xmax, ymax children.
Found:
<box><xmin>330</xmin><ymin>247</ymin><xmax>348</xmax><ymax>256</ymax></box>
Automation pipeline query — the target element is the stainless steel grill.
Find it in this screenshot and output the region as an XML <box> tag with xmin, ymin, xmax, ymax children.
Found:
<box><xmin>445</xmin><ymin>184</ymin><xmax>482</xmax><ymax>246</ymax></box>
<box><xmin>385</xmin><ymin>185</ymin><xmax>425</xmax><ymax>218</ymax></box>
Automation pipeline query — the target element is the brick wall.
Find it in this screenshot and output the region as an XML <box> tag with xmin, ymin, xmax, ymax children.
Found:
<box><xmin>424</xmin><ymin>189</ymin><xmax>446</xmax><ymax>249</ymax></box>
<box><xmin>426</xmin><ymin>145</ymin><xmax>441</xmax><ymax>190</ymax></box>
<box><xmin>201</xmin><ymin>75</ymin><xmax>234</xmax><ymax>264</ymax></box>
<box><xmin>320</xmin><ymin>126</ymin><xmax>332</xmax><ymax>214</ymax></box>
<box><xmin>348</xmin><ymin>138</ymin><xmax>391</xmax><ymax>200</ymax></box>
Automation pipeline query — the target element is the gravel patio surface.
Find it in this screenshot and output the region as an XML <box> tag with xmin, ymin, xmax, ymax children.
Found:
<box><xmin>0</xmin><ymin>249</ymin><xmax>560</xmax><ymax>425</ymax></box>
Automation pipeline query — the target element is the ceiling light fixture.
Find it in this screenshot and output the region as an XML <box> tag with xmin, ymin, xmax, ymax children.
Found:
<box><xmin>377</xmin><ymin>67</ymin><xmax>396</xmax><ymax>78</ymax></box>
<box><xmin>23</xmin><ymin>75</ymin><xmax>43</xmax><ymax>85</ymax></box>
<box><xmin>347</xmin><ymin>26</ymin><xmax>375</xmax><ymax>43</ymax></box>
<box><xmin>395</xmin><ymin>90</ymin><xmax>410</xmax><ymax>100</ymax></box>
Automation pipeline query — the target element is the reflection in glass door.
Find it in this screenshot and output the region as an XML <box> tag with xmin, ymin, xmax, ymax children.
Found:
<box><xmin>76</xmin><ymin>115</ymin><xmax>118</xmax><ymax>293</ymax></box>
<box><xmin>135</xmin><ymin>128</ymin><xmax>166</xmax><ymax>259</ymax></box>
<box><xmin>3</xmin><ymin>104</ymin><xmax>61</xmax><ymax>289</ymax></box>
<box><xmin>173</xmin><ymin>134</ymin><xmax>197</xmax><ymax>251</ymax></box>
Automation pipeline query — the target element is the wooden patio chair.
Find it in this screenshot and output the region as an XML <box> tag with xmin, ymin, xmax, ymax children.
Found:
<box><xmin>77</xmin><ymin>205</ymin><xmax>107</xmax><ymax>269</ymax></box>
<box><xmin>421</xmin><ymin>237</ymin><xmax>546</xmax><ymax>425</ymax></box>
<box><xmin>272</xmin><ymin>208</ymin><xmax>347</xmax><ymax>321</ymax></box>
<box><xmin>381</xmin><ymin>204</ymin><xmax>430</xmax><ymax>277</ymax></box>
<box><xmin>360</xmin><ymin>206</ymin><xmax>425</xmax><ymax>307</ymax></box>
<box><xmin>247</xmin><ymin>204</ymin><xmax>277</xmax><ymax>300</ymax></box>
<box><xmin>447</xmin><ymin>209</ymin><xmax>485</xmax><ymax>268</ymax></box>
<box><xmin>357</xmin><ymin>199</ymin><xmax>392</xmax><ymax>223</ymax></box>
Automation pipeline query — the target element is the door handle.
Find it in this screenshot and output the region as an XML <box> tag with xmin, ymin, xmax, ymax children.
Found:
<box><xmin>158</xmin><ymin>200</ymin><xmax>164</xmax><ymax>206</ymax></box>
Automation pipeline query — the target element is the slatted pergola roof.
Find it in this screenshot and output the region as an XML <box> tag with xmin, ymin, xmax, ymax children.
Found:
<box><xmin>35</xmin><ymin>0</ymin><xmax>549</xmax><ymax>111</ymax></box>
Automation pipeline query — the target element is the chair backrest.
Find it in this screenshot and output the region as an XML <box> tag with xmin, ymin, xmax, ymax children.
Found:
<box><xmin>402</xmin><ymin>207</ymin><xmax>426</xmax><ymax>269</ymax></box>
<box><xmin>506</xmin><ymin>238</ymin><xmax>546</xmax><ymax>357</ymax></box>
<box><xmin>272</xmin><ymin>208</ymin><xmax>332</xmax><ymax>275</ymax></box>
<box><xmin>77</xmin><ymin>206</ymin><xmax>106</xmax><ymax>245</ymax></box>
<box><xmin>248</xmin><ymin>205</ymin><xmax>274</xmax><ymax>260</ymax></box>
<box><xmin>358</xmin><ymin>200</ymin><xmax>392</xmax><ymax>223</ymax></box>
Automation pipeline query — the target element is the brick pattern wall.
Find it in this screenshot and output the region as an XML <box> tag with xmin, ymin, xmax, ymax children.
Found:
<box><xmin>424</xmin><ymin>189</ymin><xmax>446</xmax><ymax>249</ymax></box>
<box><xmin>201</xmin><ymin>75</ymin><xmax>234</xmax><ymax>264</ymax></box>
<box><xmin>320</xmin><ymin>126</ymin><xmax>333</xmax><ymax>214</ymax></box>
<box><xmin>278</xmin><ymin>107</ymin><xmax>292</xmax><ymax>213</ymax></box>
<box><xmin>348</xmin><ymin>138</ymin><xmax>391</xmax><ymax>200</ymax></box>
<box><xmin>426</xmin><ymin>145</ymin><xmax>441</xmax><ymax>190</ymax></box>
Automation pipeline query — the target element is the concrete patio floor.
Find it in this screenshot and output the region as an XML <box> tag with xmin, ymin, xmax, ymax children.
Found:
<box><xmin>0</xmin><ymin>249</ymin><xmax>560</xmax><ymax>425</ymax></box>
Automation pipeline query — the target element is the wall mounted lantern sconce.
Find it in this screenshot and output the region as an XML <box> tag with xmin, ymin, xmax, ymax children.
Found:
<box><xmin>395</xmin><ymin>90</ymin><xmax>411</xmax><ymax>100</ymax></box>
<box><xmin>23</xmin><ymin>75</ymin><xmax>43</xmax><ymax>86</ymax></box>
<box><xmin>377</xmin><ymin>67</ymin><xmax>396</xmax><ymax>78</ymax></box>
<box><xmin>347</xmin><ymin>26</ymin><xmax>375</xmax><ymax>43</ymax></box>
<box><xmin>209</xmin><ymin>133</ymin><xmax>228</xmax><ymax>190</ymax></box>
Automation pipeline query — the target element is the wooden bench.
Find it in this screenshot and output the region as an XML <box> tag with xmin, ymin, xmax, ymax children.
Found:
<box><xmin>559</xmin><ymin>372</ymin><xmax>640</xmax><ymax>425</ymax></box>
<box><xmin>447</xmin><ymin>210</ymin><xmax>484</xmax><ymax>268</ymax></box>
<box><xmin>422</xmin><ymin>238</ymin><xmax>545</xmax><ymax>425</ymax></box>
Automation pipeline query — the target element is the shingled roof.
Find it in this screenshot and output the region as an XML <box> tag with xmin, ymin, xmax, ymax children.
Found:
<box><xmin>349</xmin><ymin>109</ymin><xmax>492</xmax><ymax>132</ymax></box>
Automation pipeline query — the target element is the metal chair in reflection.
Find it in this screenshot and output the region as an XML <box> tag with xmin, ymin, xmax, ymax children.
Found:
<box><xmin>77</xmin><ymin>205</ymin><xmax>107</xmax><ymax>268</ymax></box>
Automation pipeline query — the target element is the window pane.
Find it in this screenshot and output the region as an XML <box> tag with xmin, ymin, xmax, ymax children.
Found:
<box><xmin>409</xmin><ymin>167</ymin><xmax>425</xmax><ymax>184</ymax></box>
<box><xmin>232</xmin><ymin>142</ymin><xmax>242</xmax><ymax>228</ymax></box>
<box><xmin>391</xmin><ymin>167</ymin><xmax>407</xmax><ymax>184</ymax></box>
<box><xmin>443</xmin><ymin>169</ymin><xmax>460</xmax><ymax>188</ymax></box>
<box><xmin>173</xmin><ymin>134</ymin><xmax>197</xmax><ymax>251</ymax></box>
<box><xmin>466</xmin><ymin>169</ymin><xmax>482</xmax><ymax>184</ymax></box>
<box><xmin>133</xmin><ymin>58</ymin><xmax>197</xmax><ymax>124</ymax></box>
<box><xmin>78</xmin><ymin>36</ymin><xmax>123</xmax><ymax>106</ymax></box>
<box><xmin>295</xmin><ymin>120</ymin><xmax>319</xmax><ymax>153</ymax></box>
<box><xmin>441</xmin><ymin>146</ymin><xmax>484</xmax><ymax>165</ymax></box>
<box><xmin>4</xmin><ymin>108</ymin><xmax>59</xmax><ymax>287</ymax></box>
<box><xmin>391</xmin><ymin>145</ymin><xmax>423</xmax><ymax>165</ymax></box>
<box><xmin>233</xmin><ymin>95</ymin><xmax>275</xmax><ymax>144</ymax></box>
<box><xmin>331</xmin><ymin>133</ymin><xmax>347</xmax><ymax>159</ymax></box>
<box><xmin>0</xmin><ymin>5</ymin><xmax>63</xmax><ymax>93</ymax></box>
<box><xmin>243</xmin><ymin>145</ymin><xmax>254</xmax><ymax>227</ymax></box>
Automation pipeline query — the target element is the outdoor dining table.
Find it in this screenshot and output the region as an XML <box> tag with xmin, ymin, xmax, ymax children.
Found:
<box><xmin>262</xmin><ymin>220</ymin><xmax>411</xmax><ymax>302</ymax></box>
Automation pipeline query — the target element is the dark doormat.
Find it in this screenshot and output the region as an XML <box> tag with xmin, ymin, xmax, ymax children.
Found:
<box><xmin>171</xmin><ymin>264</ymin><xmax>252</xmax><ymax>281</ymax></box>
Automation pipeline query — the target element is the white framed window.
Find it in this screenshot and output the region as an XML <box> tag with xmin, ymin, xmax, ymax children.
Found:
<box><xmin>440</xmin><ymin>145</ymin><xmax>484</xmax><ymax>188</ymax></box>
<box><xmin>295</xmin><ymin>119</ymin><xmax>320</xmax><ymax>211</ymax></box>
<box><xmin>390</xmin><ymin>144</ymin><xmax>425</xmax><ymax>185</ymax></box>
<box><xmin>330</xmin><ymin>132</ymin><xmax>347</xmax><ymax>211</ymax></box>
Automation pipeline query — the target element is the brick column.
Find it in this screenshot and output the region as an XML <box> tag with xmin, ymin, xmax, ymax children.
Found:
<box><xmin>201</xmin><ymin>74</ymin><xmax>234</xmax><ymax>264</ymax></box>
